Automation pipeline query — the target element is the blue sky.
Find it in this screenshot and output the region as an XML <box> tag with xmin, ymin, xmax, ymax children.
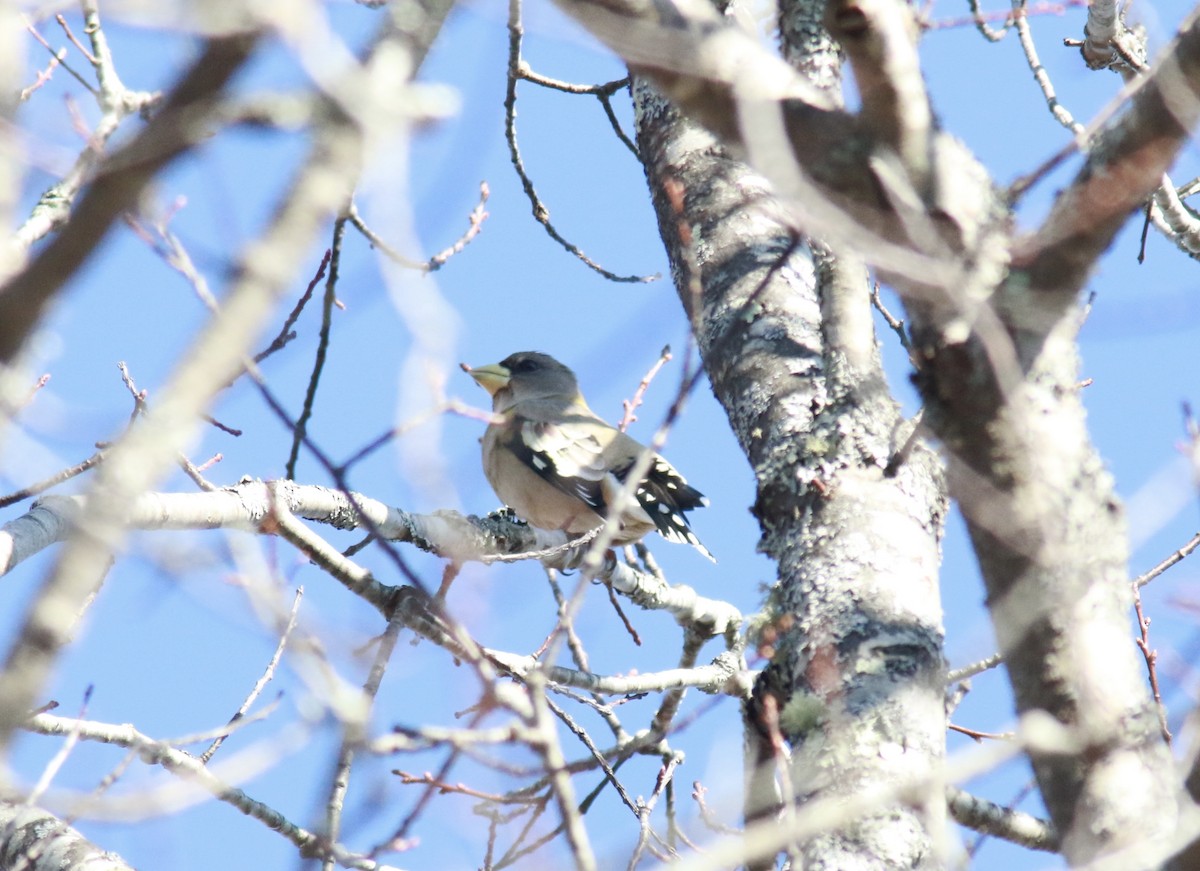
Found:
<box><xmin>5</xmin><ymin>0</ymin><xmax>1200</xmax><ymax>868</ymax></box>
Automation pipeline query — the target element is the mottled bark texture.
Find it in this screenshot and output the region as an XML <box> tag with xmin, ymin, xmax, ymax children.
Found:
<box><xmin>0</xmin><ymin>803</ymin><xmax>133</xmax><ymax>871</ymax></box>
<box><xmin>550</xmin><ymin>0</ymin><xmax>1194</xmax><ymax>863</ymax></box>
<box><xmin>631</xmin><ymin>29</ymin><xmax>948</xmax><ymax>870</ymax></box>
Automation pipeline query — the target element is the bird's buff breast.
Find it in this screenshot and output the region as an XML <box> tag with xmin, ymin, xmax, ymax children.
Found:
<box><xmin>482</xmin><ymin>426</ymin><xmax>606</xmax><ymax>535</ymax></box>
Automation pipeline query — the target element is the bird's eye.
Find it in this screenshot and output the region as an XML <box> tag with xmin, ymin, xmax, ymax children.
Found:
<box><xmin>512</xmin><ymin>358</ymin><xmax>539</xmax><ymax>374</ymax></box>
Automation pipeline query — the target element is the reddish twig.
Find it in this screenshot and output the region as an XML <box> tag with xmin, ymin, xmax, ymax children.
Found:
<box><xmin>178</xmin><ymin>453</ymin><xmax>220</xmax><ymax>491</ymax></box>
<box><xmin>949</xmin><ymin>722</ymin><xmax>1016</xmax><ymax>742</ymax></box>
<box><xmin>19</xmin><ymin>51</ymin><xmax>63</xmax><ymax>101</ymax></box>
<box><xmin>1132</xmin><ymin>584</ymin><xmax>1171</xmax><ymax>743</ymax></box>
<box><xmin>922</xmin><ymin>0</ymin><xmax>1085</xmax><ymax>32</ymax></box>
<box><xmin>17</xmin><ymin>373</ymin><xmax>52</xmax><ymax>411</ymax></box>
<box><xmin>692</xmin><ymin>781</ymin><xmax>740</xmax><ymax>835</ymax></box>
<box><xmin>428</xmin><ymin>182</ymin><xmax>490</xmax><ymax>270</ymax></box>
<box><xmin>23</xmin><ymin>16</ymin><xmax>95</xmax><ymax>93</ymax></box>
<box><xmin>619</xmin><ymin>346</ymin><xmax>672</xmax><ymax>431</ymax></box>
<box><xmin>603</xmin><ymin>580</ymin><xmax>642</xmax><ymax>646</ymax></box>
<box><xmin>54</xmin><ymin>13</ymin><xmax>97</xmax><ymax>64</ymax></box>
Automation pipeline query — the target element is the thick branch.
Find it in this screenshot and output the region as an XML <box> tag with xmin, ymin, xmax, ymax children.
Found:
<box><xmin>0</xmin><ymin>483</ymin><xmax>742</xmax><ymax>641</ymax></box>
<box><xmin>552</xmin><ymin>0</ymin><xmax>1004</xmax><ymax>294</ymax></box>
<box><xmin>0</xmin><ymin>802</ymin><xmax>134</xmax><ymax>871</ymax></box>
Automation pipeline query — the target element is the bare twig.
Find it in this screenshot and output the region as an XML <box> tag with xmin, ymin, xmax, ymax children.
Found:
<box><xmin>320</xmin><ymin>607</ymin><xmax>406</xmax><ymax>871</ymax></box>
<box><xmin>23</xmin><ymin>16</ymin><xmax>95</xmax><ymax>94</ymax></box>
<box><xmin>23</xmin><ymin>713</ymin><xmax>391</xmax><ymax>870</ymax></box>
<box><xmin>947</xmin><ymin>652</ymin><xmax>1005</xmax><ymax>684</ymax></box>
<box><xmin>504</xmin><ymin>0</ymin><xmax>656</xmax><ymax>284</ymax></box>
<box><xmin>1132</xmin><ymin>583</ymin><xmax>1171</xmax><ymax>744</ymax></box>
<box><xmin>19</xmin><ymin>48</ymin><xmax>64</xmax><ymax>101</ymax></box>
<box><xmin>949</xmin><ymin>722</ymin><xmax>1016</xmax><ymax>742</ymax></box>
<box><xmin>0</xmin><ymin>451</ymin><xmax>106</xmax><ymax>508</ymax></box>
<box><xmin>200</xmin><ymin>589</ymin><xmax>303</xmax><ymax>764</ymax></box>
<box><xmin>256</xmin><ymin>249</ymin><xmax>331</xmax><ymax>364</ymax></box>
<box><xmin>1135</xmin><ymin>531</ymin><xmax>1200</xmax><ymax>588</ymax></box>
<box><xmin>619</xmin><ymin>345</ymin><xmax>672</xmax><ymax>431</ymax></box>
<box><xmin>28</xmin><ymin>686</ymin><xmax>93</xmax><ymax>806</ymax></box>
<box><xmin>347</xmin><ymin>181</ymin><xmax>490</xmax><ymax>271</ymax></box>
<box><xmin>286</xmin><ymin>217</ymin><xmax>348</xmax><ymax>481</ymax></box>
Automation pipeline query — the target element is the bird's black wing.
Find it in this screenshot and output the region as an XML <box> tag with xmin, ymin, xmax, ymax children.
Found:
<box><xmin>613</xmin><ymin>454</ymin><xmax>715</xmax><ymax>560</ymax></box>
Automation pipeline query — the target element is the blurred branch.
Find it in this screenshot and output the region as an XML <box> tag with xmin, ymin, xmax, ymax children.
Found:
<box><xmin>945</xmin><ymin>786</ymin><xmax>1058</xmax><ymax>851</ymax></box>
<box><xmin>0</xmin><ymin>31</ymin><xmax>257</xmax><ymax>362</ymax></box>
<box><xmin>0</xmin><ymin>0</ymin><xmax>462</xmax><ymax>757</ymax></box>
<box><xmin>1015</xmin><ymin>9</ymin><xmax>1200</xmax><ymax>301</ymax></box>
<box><xmin>22</xmin><ymin>713</ymin><xmax>400</xmax><ymax>871</ymax></box>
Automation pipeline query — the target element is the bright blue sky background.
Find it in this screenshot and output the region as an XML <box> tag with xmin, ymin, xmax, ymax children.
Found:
<box><xmin>4</xmin><ymin>0</ymin><xmax>1200</xmax><ymax>868</ymax></box>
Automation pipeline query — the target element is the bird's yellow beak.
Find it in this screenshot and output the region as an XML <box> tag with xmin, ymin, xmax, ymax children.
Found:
<box><xmin>465</xmin><ymin>362</ymin><xmax>511</xmax><ymax>396</ymax></box>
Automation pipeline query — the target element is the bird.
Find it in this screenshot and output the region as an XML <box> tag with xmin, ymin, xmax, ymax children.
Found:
<box><xmin>465</xmin><ymin>351</ymin><xmax>714</xmax><ymax>561</ymax></box>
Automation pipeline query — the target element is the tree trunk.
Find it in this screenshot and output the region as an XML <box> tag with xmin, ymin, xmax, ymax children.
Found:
<box><xmin>632</xmin><ymin>48</ymin><xmax>948</xmax><ymax>863</ymax></box>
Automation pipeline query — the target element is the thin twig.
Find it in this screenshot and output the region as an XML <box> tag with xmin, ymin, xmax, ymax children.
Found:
<box><xmin>258</xmin><ymin>249</ymin><xmax>330</xmax><ymax>364</ymax></box>
<box><xmin>347</xmin><ymin>181</ymin><xmax>490</xmax><ymax>271</ymax></box>
<box><xmin>286</xmin><ymin>218</ymin><xmax>347</xmax><ymax>480</ymax></box>
<box><xmin>23</xmin><ymin>16</ymin><xmax>95</xmax><ymax>93</ymax></box>
<box><xmin>619</xmin><ymin>345</ymin><xmax>672</xmax><ymax>431</ymax></box>
<box><xmin>19</xmin><ymin>49</ymin><xmax>64</xmax><ymax>101</ymax></box>
<box><xmin>949</xmin><ymin>722</ymin><xmax>1016</xmax><ymax>741</ymax></box>
<box><xmin>200</xmin><ymin>588</ymin><xmax>303</xmax><ymax>764</ymax></box>
<box><xmin>1134</xmin><ymin>531</ymin><xmax>1200</xmax><ymax>587</ymax></box>
<box><xmin>947</xmin><ymin>652</ymin><xmax>1005</xmax><ymax>684</ymax></box>
<box><xmin>504</xmin><ymin>0</ymin><xmax>655</xmax><ymax>284</ymax></box>
<box><xmin>321</xmin><ymin>607</ymin><xmax>407</xmax><ymax>871</ymax></box>
<box><xmin>0</xmin><ymin>451</ymin><xmax>106</xmax><ymax>508</ymax></box>
<box><xmin>29</xmin><ymin>685</ymin><xmax>93</xmax><ymax>805</ymax></box>
<box><xmin>1132</xmin><ymin>583</ymin><xmax>1171</xmax><ymax>744</ymax></box>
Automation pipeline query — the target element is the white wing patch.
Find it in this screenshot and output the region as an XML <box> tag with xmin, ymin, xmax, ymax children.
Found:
<box><xmin>510</xmin><ymin>416</ymin><xmax>715</xmax><ymax>560</ymax></box>
<box><xmin>513</xmin><ymin>419</ymin><xmax>610</xmax><ymax>511</ymax></box>
<box><xmin>522</xmin><ymin>421</ymin><xmax>607</xmax><ymax>481</ymax></box>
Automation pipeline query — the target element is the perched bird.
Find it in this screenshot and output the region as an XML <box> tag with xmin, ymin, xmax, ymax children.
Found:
<box><xmin>465</xmin><ymin>351</ymin><xmax>714</xmax><ymax>561</ymax></box>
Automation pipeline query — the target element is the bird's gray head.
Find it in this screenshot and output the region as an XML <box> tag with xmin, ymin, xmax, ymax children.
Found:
<box><xmin>468</xmin><ymin>351</ymin><xmax>582</xmax><ymax>412</ymax></box>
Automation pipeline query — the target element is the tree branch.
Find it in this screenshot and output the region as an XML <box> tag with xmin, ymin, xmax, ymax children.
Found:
<box><xmin>0</xmin><ymin>31</ymin><xmax>259</xmax><ymax>364</ymax></box>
